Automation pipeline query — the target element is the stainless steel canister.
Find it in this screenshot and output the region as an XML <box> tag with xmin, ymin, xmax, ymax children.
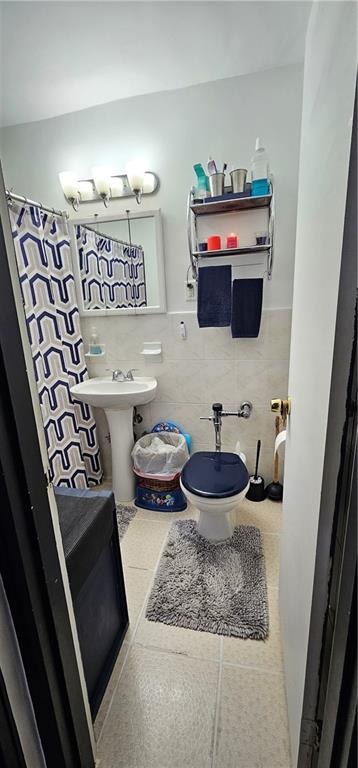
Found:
<box><xmin>209</xmin><ymin>173</ymin><xmax>225</xmax><ymax>197</ymax></box>
<box><xmin>230</xmin><ymin>169</ymin><xmax>247</xmax><ymax>193</ymax></box>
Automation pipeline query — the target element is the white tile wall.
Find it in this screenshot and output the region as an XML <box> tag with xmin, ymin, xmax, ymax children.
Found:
<box><xmin>81</xmin><ymin>309</ymin><xmax>291</xmax><ymax>483</ymax></box>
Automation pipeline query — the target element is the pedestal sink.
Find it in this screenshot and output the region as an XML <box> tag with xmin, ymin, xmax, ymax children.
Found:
<box><xmin>71</xmin><ymin>377</ymin><xmax>157</xmax><ymax>502</ymax></box>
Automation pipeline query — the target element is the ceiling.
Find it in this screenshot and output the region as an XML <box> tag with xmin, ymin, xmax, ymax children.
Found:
<box><xmin>0</xmin><ymin>1</ymin><xmax>311</xmax><ymax>127</ymax></box>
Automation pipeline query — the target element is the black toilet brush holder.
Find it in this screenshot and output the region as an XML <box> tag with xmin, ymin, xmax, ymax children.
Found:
<box><xmin>246</xmin><ymin>440</ymin><xmax>266</xmax><ymax>502</ymax></box>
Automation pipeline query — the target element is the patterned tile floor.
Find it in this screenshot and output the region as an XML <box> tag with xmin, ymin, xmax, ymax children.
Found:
<box><xmin>95</xmin><ymin>496</ymin><xmax>291</xmax><ymax>768</ymax></box>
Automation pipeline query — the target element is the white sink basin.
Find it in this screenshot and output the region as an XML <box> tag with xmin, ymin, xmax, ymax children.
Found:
<box><xmin>71</xmin><ymin>376</ymin><xmax>157</xmax><ymax>410</ymax></box>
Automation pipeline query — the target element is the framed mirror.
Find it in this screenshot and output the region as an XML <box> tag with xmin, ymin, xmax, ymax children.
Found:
<box><xmin>70</xmin><ymin>209</ymin><xmax>166</xmax><ymax>315</ymax></box>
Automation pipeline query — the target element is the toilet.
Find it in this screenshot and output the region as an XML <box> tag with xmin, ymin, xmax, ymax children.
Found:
<box><xmin>180</xmin><ymin>451</ymin><xmax>250</xmax><ymax>542</ymax></box>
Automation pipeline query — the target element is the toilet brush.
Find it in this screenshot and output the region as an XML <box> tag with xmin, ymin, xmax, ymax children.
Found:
<box><xmin>265</xmin><ymin>416</ymin><xmax>283</xmax><ymax>501</ymax></box>
<box><xmin>246</xmin><ymin>440</ymin><xmax>265</xmax><ymax>502</ymax></box>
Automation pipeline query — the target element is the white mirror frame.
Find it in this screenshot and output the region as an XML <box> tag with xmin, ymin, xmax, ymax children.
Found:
<box><xmin>69</xmin><ymin>208</ymin><xmax>166</xmax><ymax>316</ymax></box>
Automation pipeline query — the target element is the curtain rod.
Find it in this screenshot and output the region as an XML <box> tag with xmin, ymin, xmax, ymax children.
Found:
<box><xmin>78</xmin><ymin>221</ymin><xmax>142</xmax><ymax>251</ymax></box>
<box><xmin>6</xmin><ymin>190</ymin><xmax>69</xmax><ymax>219</ymax></box>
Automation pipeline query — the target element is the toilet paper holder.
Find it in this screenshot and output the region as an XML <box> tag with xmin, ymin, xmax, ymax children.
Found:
<box><xmin>271</xmin><ymin>397</ymin><xmax>291</xmax><ymax>425</ymax></box>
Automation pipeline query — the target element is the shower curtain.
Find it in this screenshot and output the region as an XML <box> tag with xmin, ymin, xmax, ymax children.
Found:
<box><xmin>76</xmin><ymin>224</ymin><xmax>147</xmax><ymax>310</ymax></box>
<box><xmin>77</xmin><ymin>225</ymin><xmax>105</xmax><ymax>310</ymax></box>
<box><xmin>9</xmin><ymin>201</ymin><xmax>102</xmax><ymax>488</ymax></box>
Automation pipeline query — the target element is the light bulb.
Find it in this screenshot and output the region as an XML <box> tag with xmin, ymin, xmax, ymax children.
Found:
<box><xmin>109</xmin><ymin>176</ymin><xmax>124</xmax><ymax>197</ymax></box>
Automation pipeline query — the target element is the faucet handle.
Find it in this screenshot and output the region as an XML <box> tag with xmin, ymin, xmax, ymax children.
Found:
<box><xmin>126</xmin><ymin>368</ymin><xmax>138</xmax><ymax>381</ymax></box>
<box><xmin>200</xmin><ymin>416</ymin><xmax>213</xmax><ymax>421</ymax></box>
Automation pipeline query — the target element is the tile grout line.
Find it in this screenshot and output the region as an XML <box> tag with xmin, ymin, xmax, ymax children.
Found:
<box><xmin>128</xmin><ymin>522</ymin><xmax>171</xmax><ymax>646</ymax></box>
<box><xmin>211</xmin><ymin>636</ymin><xmax>223</xmax><ymax>768</ymax></box>
<box><xmin>221</xmin><ymin>660</ymin><xmax>284</xmax><ymax>676</ymax></box>
<box><xmin>134</xmin><ymin>516</ymin><xmax>196</xmax><ymax>526</ymax></box>
<box><xmin>95</xmin><ymin>639</ymin><xmax>131</xmax><ymax>748</ymax></box>
<box><xmin>130</xmin><ymin>631</ymin><xmax>283</xmax><ymax>674</ymax></box>
<box><xmin>132</xmin><ymin>640</ymin><xmax>220</xmax><ymax>665</ymax></box>
<box><xmin>96</xmin><ymin>520</ymin><xmax>171</xmax><ymax>747</ymax></box>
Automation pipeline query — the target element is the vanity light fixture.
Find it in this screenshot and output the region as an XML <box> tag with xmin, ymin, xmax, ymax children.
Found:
<box><xmin>58</xmin><ymin>164</ymin><xmax>159</xmax><ymax>209</ymax></box>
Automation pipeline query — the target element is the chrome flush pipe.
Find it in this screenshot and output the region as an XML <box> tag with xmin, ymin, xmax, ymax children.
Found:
<box><xmin>213</xmin><ymin>403</ymin><xmax>223</xmax><ymax>452</ymax></box>
<box><xmin>200</xmin><ymin>401</ymin><xmax>253</xmax><ymax>453</ymax></box>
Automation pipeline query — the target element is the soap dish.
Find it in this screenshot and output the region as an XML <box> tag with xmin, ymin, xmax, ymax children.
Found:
<box><xmin>140</xmin><ymin>341</ymin><xmax>162</xmax><ymax>363</ymax></box>
<box><xmin>85</xmin><ymin>344</ymin><xmax>106</xmax><ymax>358</ymax></box>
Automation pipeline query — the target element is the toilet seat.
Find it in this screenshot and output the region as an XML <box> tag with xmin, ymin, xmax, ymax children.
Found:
<box><xmin>181</xmin><ymin>451</ymin><xmax>249</xmax><ymax>499</ymax></box>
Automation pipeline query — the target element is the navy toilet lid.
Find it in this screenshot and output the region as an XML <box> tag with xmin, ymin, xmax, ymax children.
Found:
<box><xmin>181</xmin><ymin>451</ymin><xmax>249</xmax><ymax>499</ymax></box>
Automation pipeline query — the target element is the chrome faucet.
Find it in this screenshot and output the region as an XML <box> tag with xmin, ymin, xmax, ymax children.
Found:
<box><xmin>112</xmin><ymin>368</ymin><xmax>137</xmax><ymax>382</ymax></box>
<box><xmin>200</xmin><ymin>401</ymin><xmax>252</xmax><ymax>452</ymax></box>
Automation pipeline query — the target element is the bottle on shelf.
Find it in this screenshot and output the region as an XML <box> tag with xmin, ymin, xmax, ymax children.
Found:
<box><xmin>251</xmin><ymin>137</ymin><xmax>269</xmax><ymax>196</ymax></box>
<box><xmin>89</xmin><ymin>326</ymin><xmax>102</xmax><ymax>355</ymax></box>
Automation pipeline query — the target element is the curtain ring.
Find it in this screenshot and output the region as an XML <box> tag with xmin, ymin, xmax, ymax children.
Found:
<box><xmin>7</xmin><ymin>188</ymin><xmax>14</xmax><ymax>207</ymax></box>
<box><xmin>47</xmin><ymin>206</ymin><xmax>56</xmax><ymax>227</ymax></box>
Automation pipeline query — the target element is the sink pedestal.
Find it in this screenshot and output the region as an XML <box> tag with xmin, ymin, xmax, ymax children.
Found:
<box><xmin>70</xmin><ymin>376</ymin><xmax>157</xmax><ymax>505</ymax></box>
<box><xmin>105</xmin><ymin>407</ymin><xmax>135</xmax><ymax>503</ymax></box>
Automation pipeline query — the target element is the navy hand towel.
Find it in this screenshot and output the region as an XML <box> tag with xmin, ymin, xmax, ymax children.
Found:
<box><xmin>231</xmin><ymin>278</ymin><xmax>263</xmax><ymax>338</ymax></box>
<box><xmin>197</xmin><ymin>265</ymin><xmax>232</xmax><ymax>328</ymax></box>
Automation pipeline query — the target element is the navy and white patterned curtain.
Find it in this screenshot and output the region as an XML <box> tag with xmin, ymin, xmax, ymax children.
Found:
<box><xmin>123</xmin><ymin>242</ymin><xmax>147</xmax><ymax>308</ymax></box>
<box><xmin>76</xmin><ymin>224</ymin><xmax>147</xmax><ymax>309</ymax></box>
<box><xmin>77</xmin><ymin>225</ymin><xmax>105</xmax><ymax>310</ymax></box>
<box><xmin>9</xmin><ymin>202</ymin><xmax>102</xmax><ymax>488</ymax></box>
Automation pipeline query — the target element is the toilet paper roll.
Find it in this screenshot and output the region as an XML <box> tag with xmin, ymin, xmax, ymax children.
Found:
<box><xmin>234</xmin><ymin>441</ymin><xmax>246</xmax><ymax>466</ymax></box>
<box><xmin>274</xmin><ymin>430</ymin><xmax>286</xmax><ymax>460</ymax></box>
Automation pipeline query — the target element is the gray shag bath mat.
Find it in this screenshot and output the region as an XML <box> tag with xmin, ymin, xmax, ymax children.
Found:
<box><xmin>116</xmin><ymin>504</ymin><xmax>137</xmax><ymax>539</ymax></box>
<box><xmin>146</xmin><ymin>520</ymin><xmax>268</xmax><ymax>639</ymax></box>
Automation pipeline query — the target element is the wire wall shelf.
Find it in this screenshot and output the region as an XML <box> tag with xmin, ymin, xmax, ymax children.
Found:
<box><xmin>187</xmin><ymin>179</ymin><xmax>275</xmax><ymax>281</ymax></box>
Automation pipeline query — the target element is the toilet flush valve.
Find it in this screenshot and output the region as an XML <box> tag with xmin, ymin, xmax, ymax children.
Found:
<box><xmin>220</xmin><ymin>402</ymin><xmax>253</xmax><ymax>419</ymax></box>
<box><xmin>200</xmin><ymin>401</ymin><xmax>253</xmax><ymax>452</ymax></box>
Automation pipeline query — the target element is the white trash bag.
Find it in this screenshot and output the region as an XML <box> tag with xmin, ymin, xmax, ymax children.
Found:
<box><xmin>132</xmin><ymin>432</ymin><xmax>189</xmax><ymax>477</ymax></box>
